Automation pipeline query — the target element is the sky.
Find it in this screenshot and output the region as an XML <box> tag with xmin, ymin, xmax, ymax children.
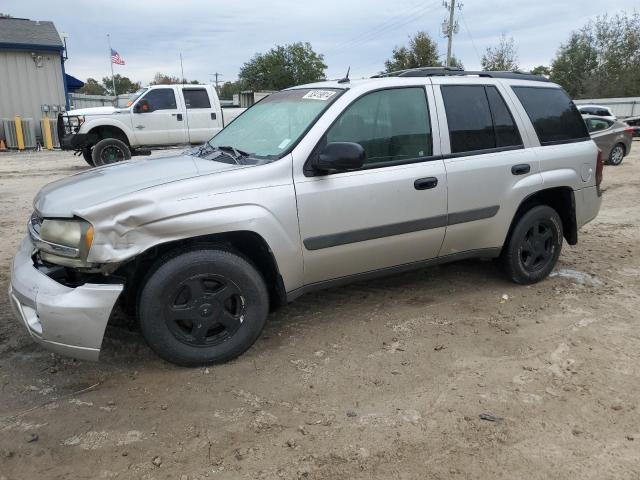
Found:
<box><xmin>3</xmin><ymin>0</ymin><xmax>638</xmax><ymax>86</ymax></box>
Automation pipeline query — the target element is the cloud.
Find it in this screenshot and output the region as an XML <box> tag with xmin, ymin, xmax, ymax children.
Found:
<box><xmin>3</xmin><ymin>0</ymin><xmax>637</xmax><ymax>84</ymax></box>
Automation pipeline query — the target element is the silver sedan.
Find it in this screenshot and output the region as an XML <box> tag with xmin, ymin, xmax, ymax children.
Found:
<box><xmin>583</xmin><ymin>115</ymin><xmax>634</xmax><ymax>166</ymax></box>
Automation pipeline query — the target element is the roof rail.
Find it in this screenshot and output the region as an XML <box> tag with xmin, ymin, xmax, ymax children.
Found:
<box><xmin>371</xmin><ymin>67</ymin><xmax>549</xmax><ymax>82</ymax></box>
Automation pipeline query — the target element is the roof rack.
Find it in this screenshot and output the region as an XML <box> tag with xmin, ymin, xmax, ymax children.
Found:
<box><xmin>371</xmin><ymin>67</ymin><xmax>549</xmax><ymax>82</ymax></box>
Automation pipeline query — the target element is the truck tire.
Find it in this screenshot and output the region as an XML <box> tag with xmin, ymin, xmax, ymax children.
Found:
<box><xmin>138</xmin><ymin>249</ymin><xmax>269</xmax><ymax>366</ymax></box>
<box><xmin>502</xmin><ymin>205</ymin><xmax>563</xmax><ymax>284</ymax></box>
<box><xmin>81</xmin><ymin>146</ymin><xmax>94</xmax><ymax>166</ymax></box>
<box><xmin>92</xmin><ymin>138</ymin><xmax>131</xmax><ymax>166</ymax></box>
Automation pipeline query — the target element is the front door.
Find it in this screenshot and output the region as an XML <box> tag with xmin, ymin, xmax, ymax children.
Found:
<box><xmin>132</xmin><ymin>87</ymin><xmax>186</xmax><ymax>146</ymax></box>
<box><xmin>294</xmin><ymin>86</ymin><xmax>447</xmax><ymax>285</ymax></box>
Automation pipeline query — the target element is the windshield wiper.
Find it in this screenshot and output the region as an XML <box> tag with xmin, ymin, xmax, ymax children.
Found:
<box><xmin>217</xmin><ymin>145</ymin><xmax>250</xmax><ymax>163</ymax></box>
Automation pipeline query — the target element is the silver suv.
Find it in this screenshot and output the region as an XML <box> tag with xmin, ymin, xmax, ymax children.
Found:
<box><xmin>9</xmin><ymin>68</ymin><xmax>603</xmax><ymax>366</ymax></box>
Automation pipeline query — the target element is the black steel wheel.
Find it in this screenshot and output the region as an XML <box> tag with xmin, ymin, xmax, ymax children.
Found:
<box><xmin>139</xmin><ymin>249</ymin><xmax>269</xmax><ymax>366</ymax></box>
<box><xmin>165</xmin><ymin>274</ymin><xmax>245</xmax><ymax>347</ymax></box>
<box><xmin>502</xmin><ymin>205</ymin><xmax>563</xmax><ymax>284</ymax></box>
<box><xmin>92</xmin><ymin>138</ymin><xmax>131</xmax><ymax>166</ymax></box>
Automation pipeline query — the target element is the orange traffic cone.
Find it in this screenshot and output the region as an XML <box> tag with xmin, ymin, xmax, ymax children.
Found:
<box><xmin>0</xmin><ymin>139</ymin><xmax>6</xmax><ymax>151</ymax></box>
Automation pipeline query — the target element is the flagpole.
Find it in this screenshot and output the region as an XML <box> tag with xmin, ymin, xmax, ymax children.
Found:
<box><xmin>107</xmin><ymin>33</ymin><xmax>117</xmax><ymax>96</ymax></box>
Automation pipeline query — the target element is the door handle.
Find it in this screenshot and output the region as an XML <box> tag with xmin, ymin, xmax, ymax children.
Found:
<box><xmin>211</xmin><ymin>112</ymin><xmax>216</xmax><ymax>120</ymax></box>
<box><xmin>511</xmin><ymin>164</ymin><xmax>530</xmax><ymax>175</ymax></box>
<box><xmin>414</xmin><ymin>177</ymin><xmax>438</xmax><ymax>190</ymax></box>
<box><xmin>172</xmin><ymin>113</ymin><xmax>183</xmax><ymax>121</ymax></box>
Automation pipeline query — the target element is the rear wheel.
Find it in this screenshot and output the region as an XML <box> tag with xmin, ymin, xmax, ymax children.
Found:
<box><xmin>138</xmin><ymin>249</ymin><xmax>269</xmax><ymax>366</ymax></box>
<box><xmin>92</xmin><ymin>138</ymin><xmax>131</xmax><ymax>166</ymax></box>
<box><xmin>81</xmin><ymin>146</ymin><xmax>94</xmax><ymax>166</ymax></box>
<box><xmin>609</xmin><ymin>143</ymin><xmax>625</xmax><ymax>166</ymax></box>
<box><xmin>502</xmin><ymin>205</ymin><xmax>563</xmax><ymax>284</ymax></box>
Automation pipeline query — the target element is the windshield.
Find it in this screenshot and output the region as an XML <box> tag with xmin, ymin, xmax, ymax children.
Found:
<box><xmin>208</xmin><ymin>88</ymin><xmax>342</xmax><ymax>159</ymax></box>
<box><xmin>126</xmin><ymin>88</ymin><xmax>148</xmax><ymax>107</ymax></box>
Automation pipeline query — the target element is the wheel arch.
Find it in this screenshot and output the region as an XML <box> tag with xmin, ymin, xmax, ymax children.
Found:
<box><xmin>115</xmin><ymin>230</ymin><xmax>287</xmax><ymax>317</ymax></box>
<box><xmin>506</xmin><ymin>186</ymin><xmax>577</xmax><ymax>247</ymax></box>
<box><xmin>85</xmin><ymin>123</ymin><xmax>132</xmax><ymax>146</ymax></box>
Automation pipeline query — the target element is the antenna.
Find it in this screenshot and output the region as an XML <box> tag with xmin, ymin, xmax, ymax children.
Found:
<box><xmin>337</xmin><ymin>66</ymin><xmax>351</xmax><ymax>84</ymax></box>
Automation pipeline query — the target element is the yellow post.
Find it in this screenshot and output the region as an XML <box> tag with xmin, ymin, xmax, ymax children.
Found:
<box><xmin>42</xmin><ymin>117</ymin><xmax>53</xmax><ymax>150</ymax></box>
<box><xmin>14</xmin><ymin>116</ymin><xmax>24</xmax><ymax>151</ymax></box>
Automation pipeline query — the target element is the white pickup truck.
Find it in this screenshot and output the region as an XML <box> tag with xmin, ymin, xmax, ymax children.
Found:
<box><xmin>58</xmin><ymin>84</ymin><xmax>245</xmax><ymax>166</ymax></box>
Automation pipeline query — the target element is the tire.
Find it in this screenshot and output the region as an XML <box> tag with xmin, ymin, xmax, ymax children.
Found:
<box><xmin>608</xmin><ymin>143</ymin><xmax>625</xmax><ymax>166</ymax></box>
<box><xmin>81</xmin><ymin>146</ymin><xmax>94</xmax><ymax>166</ymax></box>
<box><xmin>92</xmin><ymin>138</ymin><xmax>131</xmax><ymax>166</ymax></box>
<box><xmin>138</xmin><ymin>249</ymin><xmax>269</xmax><ymax>366</ymax></box>
<box><xmin>502</xmin><ymin>205</ymin><xmax>563</xmax><ymax>285</ymax></box>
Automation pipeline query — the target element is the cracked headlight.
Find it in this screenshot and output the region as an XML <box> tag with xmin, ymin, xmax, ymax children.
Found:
<box><xmin>29</xmin><ymin>214</ymin><xmax>94</xmax><ymax>267</ymax></box>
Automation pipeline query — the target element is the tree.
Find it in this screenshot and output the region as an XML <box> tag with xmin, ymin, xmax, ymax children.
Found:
<box><xmin>151</xmin><ymin>72</ymin><xmax>199</xmax><ymax>85</ymax></box>
<box><xmin>551</xmin><ymin>12</ymin><xmax>640</xmax><ymax>98</ymax></box>
<box><xmin>78</xmin><ymin>78</ymin><xmax>107</xmax><ymax>95</ymax></box>
<box><xmin>218</xmin><ymin>80</ymin><xmax>242</xmax><ymax>100</ymax></box>
<box><xmin>384</xmin><ymin>32</ymin><xmax>440</xmax><ymax>72</ymax></box>
<box><xmin>530</xmin><ymin>65</ymin><xmax>551</xmax><ymax>77</ymax></box>
<box><xmin>481</xmin><ymin>34</ymin><xmax>519</xmax><ymax>71</ymax></box>
<box><xmin>101</xmin><ymin>74</ymin><xmax>141</xmax><ymax>96</ymax></box>
<box><xmin>448</xmin><ymin>55</ymin><xmax>464</xmax><ymax>70</ymax></box>
<box><xmin>239</xmin><ymin>42</ymin><xmax>326</xmax><ymax>91</ymax></box>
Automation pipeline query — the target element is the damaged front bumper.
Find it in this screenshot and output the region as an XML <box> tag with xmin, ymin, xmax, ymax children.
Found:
<box><xmin>8</xmin><ymin>236</ymin><xmax>123</xmax><ymax>361</ymax></box>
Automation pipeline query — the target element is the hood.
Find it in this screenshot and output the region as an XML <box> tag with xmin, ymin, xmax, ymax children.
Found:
<box><xmin>65</xmin><ymin>106</ymin><xmax>127</xmax><ymax>116</ymax></box>
<box><xmin>34</xmin><ymin>155</ymin><xmax>245</xmax><ymax>218</ymax></box>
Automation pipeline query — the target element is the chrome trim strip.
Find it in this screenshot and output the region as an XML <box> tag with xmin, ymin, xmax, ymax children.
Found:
<box><xmin>27</xmin><ymin>218</ymin><xmax>80</xmax><ymax>258</ymax></box>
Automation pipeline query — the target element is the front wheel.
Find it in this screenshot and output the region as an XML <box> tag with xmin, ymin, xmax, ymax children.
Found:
<box><xmin>608</xmin><ymin>143</ymin><xmax>625</xmax><ymax>166</ymax></box>
<box><xmin>138</xmin><ymin>249</ymin><xmax>269</xmax><ymax>366</ymax></box>
<box><xmin>502</xmin><ymin>205</ymin><xmax>563</xmax><ymax>284</ymax></box>
<box><xmin>81</xmin><ymin>146</ymin><xmax>94</xmax><ymax>166</ymax></box>
<box><xmin>92</xmin><ymin>138</ymin><xmax>131</xmax><ymax>166</ymax></box>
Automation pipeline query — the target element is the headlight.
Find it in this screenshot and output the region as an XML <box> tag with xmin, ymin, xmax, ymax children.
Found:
<box><xmin>67</xmin><ymin>115</ymin><xmax>85</xmax><ymax>133</ymax></box>
<box><xmin>29</xmin><ymin>214</ymin><xmax>94</xmax><ymax>267</ymax></box>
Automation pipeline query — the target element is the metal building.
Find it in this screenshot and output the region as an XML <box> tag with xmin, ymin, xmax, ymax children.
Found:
<box><xmin>0</xmin><ymin>15</ymin><xmax>68</xmax><ymax>141</ymax></box>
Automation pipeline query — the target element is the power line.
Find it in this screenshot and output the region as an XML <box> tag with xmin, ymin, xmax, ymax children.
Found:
<box><xmin>328</xmin><ymin>0</ymin><xmax>441</xmax><ymax>53</ymax></box>
<box><xmin>460</xmin><ymin>11</ymin><xmax>482</xmax><ymax>66</ymax></box>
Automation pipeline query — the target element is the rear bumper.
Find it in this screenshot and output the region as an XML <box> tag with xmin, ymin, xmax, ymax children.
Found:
<box><xmin>576</xmin><ymin>185</ymin><xmax>602</xmax><ymax>229</ymax></box>
<box><xmin>9</xmin><ymin>236</ymin><xmax>123</xmax><ymax>361</ymax></box>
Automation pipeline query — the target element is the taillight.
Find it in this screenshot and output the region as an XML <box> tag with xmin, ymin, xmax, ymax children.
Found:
<box><xmin>624</xmin><ymin>127</ymin><xmax>634</xmax><ymax>135</ymax></box>
<box><xmin>595</xmin><ymin>149</ymin><xmax>604</xmax><ymax>194</ymax></box>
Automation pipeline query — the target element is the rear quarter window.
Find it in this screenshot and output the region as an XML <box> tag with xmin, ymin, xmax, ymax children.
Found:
<box><xmin>512</xmin><ymin>87</ymin><xmax>589</xmax><ymax>146</ymax></box>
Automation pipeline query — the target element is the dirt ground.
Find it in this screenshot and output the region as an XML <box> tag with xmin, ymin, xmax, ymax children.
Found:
<box><xmin>0</xmin><ymin>145</ymin><xmax>639</xmax><ymax>480</ymax></box>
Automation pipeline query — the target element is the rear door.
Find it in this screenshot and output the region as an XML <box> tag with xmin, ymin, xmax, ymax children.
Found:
<box><xmin>182</xmin><ymin>87</ymin><xmax>222</xmax><ymax>143</ymax></box>
<box><xmin>132</xmin><ymin>87</ymin><xmax>187</xmax><ymax>145</ymax></box>
<box><xmin>585</xmin><ymin>117</ymin><xmax>615</xmax><ymax>152</ymax></box>
<box><xmin>434</xmin><ymin>80</ymin><xmax>542</xmax><ymax>255</ymax></box>
<box><xmin>294</xmin><ymin>85</ymin><xmax>448</xmax><ymax>285</ymax></box>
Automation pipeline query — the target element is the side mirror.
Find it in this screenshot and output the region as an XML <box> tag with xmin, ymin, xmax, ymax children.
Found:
<box><xmin>312</xmin><ymin>142</ymin><xmax>365</xmax><ymax>172</ymax></box>
<box><xmin>134</xmin><ymin>99</ymin><xmax>150</xmax><ymax>113</ymax></box>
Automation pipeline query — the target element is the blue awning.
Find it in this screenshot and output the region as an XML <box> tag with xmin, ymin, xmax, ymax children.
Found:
<box><xmin>65</xmin><ymin>73</ymin><xmax>84</xmax><ymax>92</ymax></box>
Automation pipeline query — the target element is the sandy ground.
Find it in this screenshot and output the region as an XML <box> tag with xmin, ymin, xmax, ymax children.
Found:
<box><xmin>0</xmin><ymin>145</ymin><xmax>639</xmax><ymax>480</ymax></box>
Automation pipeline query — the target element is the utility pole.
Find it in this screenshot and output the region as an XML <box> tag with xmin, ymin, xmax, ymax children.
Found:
<box><xmin>210</xmin><ymin>73</ymin><xmax>223</xmax><ymax>93</ymax></box>
<box><xmin>442</xmin><ymin>0</ymin><xmax>462</xmax><ymax>67</ymax></box>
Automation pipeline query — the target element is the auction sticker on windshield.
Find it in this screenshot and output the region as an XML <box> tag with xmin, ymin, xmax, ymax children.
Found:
<box><xmin>302</xmin><ymin>90</ymin><xmax>337</xmax><ymax>101</ymax></box>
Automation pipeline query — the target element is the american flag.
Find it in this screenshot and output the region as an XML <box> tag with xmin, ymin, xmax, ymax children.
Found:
<box><xmin>111</xmin><ymin>49</ymin><xmax>125</xmax><ymax>65</ymax></box>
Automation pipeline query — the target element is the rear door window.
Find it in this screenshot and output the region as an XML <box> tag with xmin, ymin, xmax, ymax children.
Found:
<box><xmin>441</xmin><ymin>85</ymin><xmax>522</xmax><ymax>154</ymax></box>
<box><xmin>441</xmin><ymin>85</ymin><xmax>494</xmax><ymax>153</ymax></box>
<box><xmin>512</xmin><ymin>87</ymin><xmax>589</xmax><ymax>145</ymax></box>
<box><xmin>485</xmin><ymin>86</ymin><xmax>522</xmax><ymax>148</ymax></box>
<box><xmin>183</xmin><ymin>89</ymin><xmax>211</xmax><ymax>109</ymax></box>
